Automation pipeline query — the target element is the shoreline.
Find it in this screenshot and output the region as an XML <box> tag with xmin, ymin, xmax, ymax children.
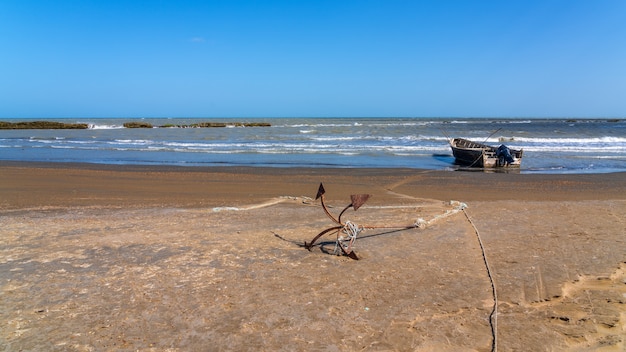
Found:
<box><xmin>2</xmin><ymin>160</ymin><xmax>626</xmax><ymax>211</ymax></box>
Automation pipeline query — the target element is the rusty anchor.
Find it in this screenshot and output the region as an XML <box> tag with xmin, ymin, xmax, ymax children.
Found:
<box><xmin>304</xmin><ymin>183</ymin><xmax>372</xmax><ymax>260</ymax></box>
<box><xmin>304</xmin><ymin>183</ymin><xmax>421</xmax><ymax>260</ymax></box>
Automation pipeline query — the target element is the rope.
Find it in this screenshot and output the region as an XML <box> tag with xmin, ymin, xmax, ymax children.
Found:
<box><xmin>462</xmin><ymin>208</ymin><xmax>498</xmax><ymax>352</ymax></box>
<box><xmin>339</xmin><ymin>201</ymin><xmax>499</xmax><ymax>351</ymax></box>
<box><xmin>334</xmin><ymin>221</ymin><xmax>363</xmax><ymax>256</ymax></box>
<box><xmin>413</xmin><ymin>200</ymin><xmax>467</xmax><ymax>228</ymax></box>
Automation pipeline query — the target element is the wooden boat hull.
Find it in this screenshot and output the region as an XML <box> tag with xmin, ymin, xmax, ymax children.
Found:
<box><xmin>450</xmin><ymin>138</ymin><xmax>523</xmax><ymax>168</ymax></box>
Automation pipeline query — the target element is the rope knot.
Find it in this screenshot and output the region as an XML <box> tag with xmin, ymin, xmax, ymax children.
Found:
<box><xmin>334</xmin><ymin>221</ymin><xmax>363</xmax><ymax>256</ymax></box>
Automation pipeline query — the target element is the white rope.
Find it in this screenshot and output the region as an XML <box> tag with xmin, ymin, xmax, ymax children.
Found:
<box><xmin>334</xmin><ymin>221</ymin><xmax>363</xmax><ymax>256</ymax></box>
<box><xmin>462</xmin><ymin>208</ymin><xmax>498</xmax><ymax>352</ymax></box>
<box><xmin>414</xmin><ymin>200</ymin><xmax>467</xmax><ymax>228</ymax></box>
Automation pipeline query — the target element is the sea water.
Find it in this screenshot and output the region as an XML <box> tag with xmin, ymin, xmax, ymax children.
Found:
<box><xmin>1</xmin><ymin>117</ymin><xmax>625</xmax><ymax>174</ymax></box>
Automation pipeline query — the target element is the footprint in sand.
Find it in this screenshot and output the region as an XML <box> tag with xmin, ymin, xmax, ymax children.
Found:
<box><xmin>540</xmin><ymin>262</ymin><xmax>626</xmax><ymax>350</ymax></box>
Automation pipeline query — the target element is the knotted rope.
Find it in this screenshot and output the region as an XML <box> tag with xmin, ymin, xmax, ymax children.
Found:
<box><xmin>334</xmin><ymin>221</ymin><xmax>363</xmax><ymax>256</ymax></box>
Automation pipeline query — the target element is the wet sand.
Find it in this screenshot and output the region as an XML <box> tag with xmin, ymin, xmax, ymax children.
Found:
<box><xmin>1</xmin><ymin>161</ymin><xmax>625</xmax><ymax>351</ymax></box>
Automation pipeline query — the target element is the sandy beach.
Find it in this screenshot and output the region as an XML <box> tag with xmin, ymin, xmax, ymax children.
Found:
<box><xmin>1</xmin><ymin>161</ymin><xmax>625</xmax><ymax>351</ymax></box>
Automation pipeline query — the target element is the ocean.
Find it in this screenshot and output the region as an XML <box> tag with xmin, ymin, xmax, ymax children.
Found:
<box><xmin>1</xmin><ymin>117</ymin><xmax>625</xmax><ymax>174</ymax></box>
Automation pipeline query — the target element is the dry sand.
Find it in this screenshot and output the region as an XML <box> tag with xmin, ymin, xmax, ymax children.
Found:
<box><xmin>1</xmin><ymin>161</ymin><xmax>625</xmax><ymax>351</ymax></box>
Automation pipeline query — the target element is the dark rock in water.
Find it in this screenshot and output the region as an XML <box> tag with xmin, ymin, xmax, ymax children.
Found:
<box><xmin>192</xmin><ymin>122</ymin><xmax>228</xmax><ymax>128</ymax></box>
<box><xmin>0</xmin><ymin>120</ymin><xmax>271</xmax><ymax>129</ymax></box>
<box><xmin>234</xmin><ymin>122</ymin><xmax>272</xmax><ymax>127</ymax></box>
<box><xmin>157</xmin><ymin>122</ymin><xmax>272</xmax><ymax>128</ymax></box>
<box><xmin>123</xmin><ymin>122</ymin><xmax>154</xmax><ymax>128</ymax></box>
<box><xmin>0</xmin><ymin>121</ymin><xmax>89</xmax><ymax>129</ymax></box>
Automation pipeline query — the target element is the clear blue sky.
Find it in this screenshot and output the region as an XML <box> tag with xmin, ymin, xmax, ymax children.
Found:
<box><xmin>1</xmin><ymin>0</ymin><xmax>625</xmax><ymax>118</ymax></box>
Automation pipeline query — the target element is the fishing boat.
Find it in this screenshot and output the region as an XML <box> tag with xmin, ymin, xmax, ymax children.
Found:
<box><xmin>449</xmin><ymin>138</ymin><xmax>523</xmax><ymax>168</ymax></box>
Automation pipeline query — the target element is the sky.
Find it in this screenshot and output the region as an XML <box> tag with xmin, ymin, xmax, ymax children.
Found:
<box><xmin>1</xmin><ymin>0</ymin><xmax>625</xmax><ymax>118</ymax></box>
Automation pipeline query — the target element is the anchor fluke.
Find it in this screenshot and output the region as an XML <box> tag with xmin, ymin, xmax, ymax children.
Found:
<box><xmin>315</xmin><ymin>183</ymin><xmax>326</xmax><ymax>200</ymax></box>
<box><xmin>350</xmin><ymin>194</ymin><xmax>370</xmax><ymax>210</ymax></box>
